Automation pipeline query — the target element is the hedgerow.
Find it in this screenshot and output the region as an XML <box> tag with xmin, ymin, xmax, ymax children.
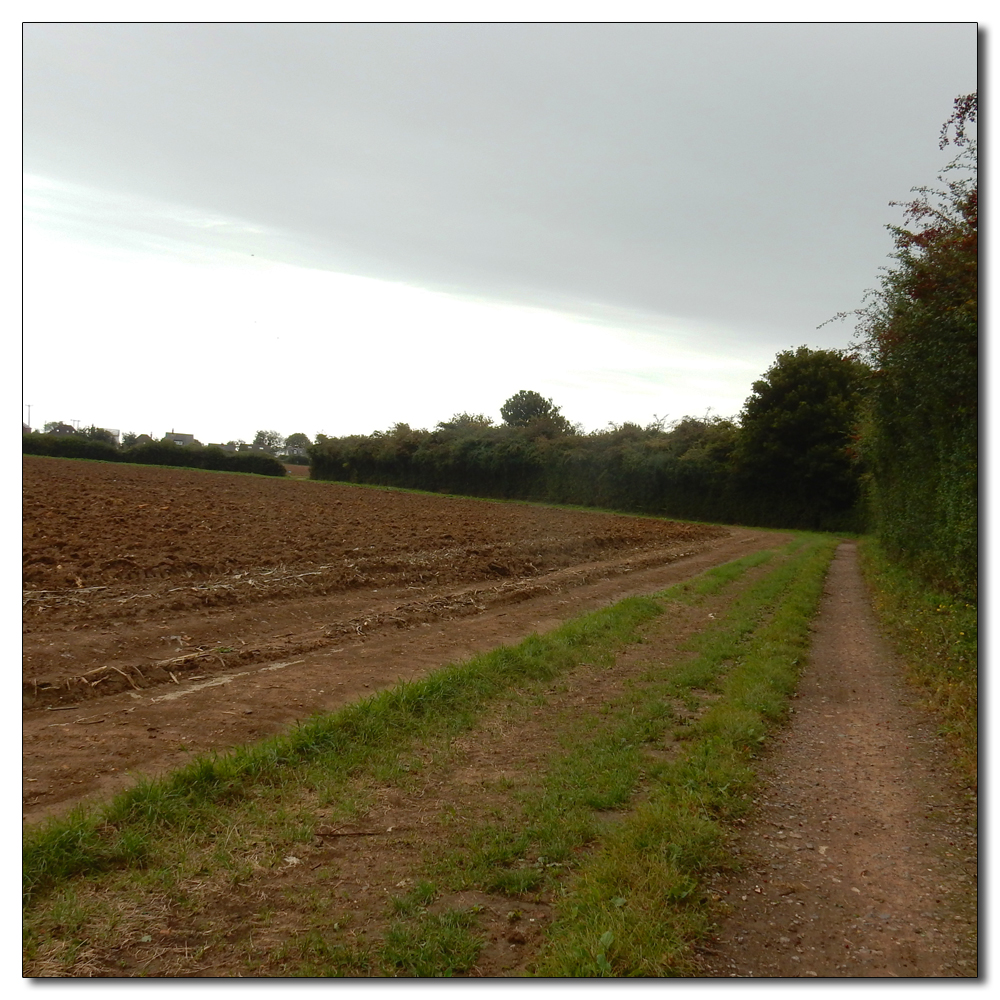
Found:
<box><xmin>849</xmin><ymin>94</ymin><xmax>977</xmax><ymax>597</ymax></box>
<box><xmin>309</xmin><ymin>396</ymin><xmax>864</xmax><ymax>534</ymax></box>
<box><xmin>22</xmin><ymin>434</ymin><xmax>286</xmax><ymax>477</ymax></box>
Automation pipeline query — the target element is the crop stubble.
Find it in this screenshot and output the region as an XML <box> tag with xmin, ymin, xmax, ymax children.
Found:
<box><xmin>24</xmin><ymin>456</ymin><xmax>774</xmax><ymax>822</ymax></box>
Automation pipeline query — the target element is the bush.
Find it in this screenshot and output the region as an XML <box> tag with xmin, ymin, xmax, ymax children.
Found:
<box><xmin>22</xmin><ymin>435</ymin><xmax>286</xmax><ymax>477</ymax></box>
<box><xmin>850</xmin><ymin>93</ymin><xmax>977</xmax><ymax>595</ymax></box>
<box><xmin>22</xmin><ymin>433</ymin><xmax>120</xmax><ymax>463</ymax></box>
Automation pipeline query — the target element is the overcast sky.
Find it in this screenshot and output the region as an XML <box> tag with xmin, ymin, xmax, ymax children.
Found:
<box><xmin>22</xmin><ymin>21</ymin><xmax>977</xmax><ymax>444</ymax></box>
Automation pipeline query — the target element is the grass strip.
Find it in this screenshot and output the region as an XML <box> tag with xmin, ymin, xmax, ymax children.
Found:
<box><xmin>532</xmin><ymin>534</ymin><xmax>838</xmax><ymax>976</ymax></box>
<box><xmin>24</xmin><ymin>547</ymin><xmax>780</xmax><ymax>906</ymax></box>
<box><xmin>857</xmin><ymin>537</ymin><xmax>977</xmax><ymax>784</ymax></box>
<box><xmin>419</xmin><ymin>546</ymin><xmax>793</xmax><ymax>898</ymax></box>
<box><xmin>258</xmin><ymin>544</ymin><xmax>792</xmax><ymax>976</ymax></box>
<box><xmin>350</xmin><ymin>538</ymin><xmax>827</xmax><ymax>977</ymax></box>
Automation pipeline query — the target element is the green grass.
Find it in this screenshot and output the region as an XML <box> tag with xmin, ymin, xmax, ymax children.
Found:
<box><xmin>380</xmin><ymin>909</ymin><xmax>482</xmax><ymax>977</ymax></box>
<box><xmin>533</xmin><ymin>534</ymin><xmax>837</xmax><ymax>976</ymax></box>
<box><xmin>858</xmin><ymin>537</ymin><xmax>977</xmax><ymax>783</ymax></box>
<box><xmin>379</xmin><ymin>536</ymin><xmax>835</xmax><ymax>977</ymax></box>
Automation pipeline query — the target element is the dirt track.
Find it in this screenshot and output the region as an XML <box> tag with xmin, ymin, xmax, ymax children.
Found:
<box><xmin>695</xmin><ymin>544</ymin><xmax>977</xmax><ymax>978</ymax></box>
<box><xmin>23</xmin><ymin>456</ymin><xmax>769</xmax><ymax>823</ymax></box>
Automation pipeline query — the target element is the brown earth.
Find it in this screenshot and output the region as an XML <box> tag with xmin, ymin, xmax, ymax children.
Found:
<box><xmin>23</xmin><ymin>455</ymin><xmax>757</xmax><ymax>823</ymax></box>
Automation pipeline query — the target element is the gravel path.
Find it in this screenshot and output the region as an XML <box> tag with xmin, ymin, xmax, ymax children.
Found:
<box><xmin>696</xmin><ymin>542</ymin><xmax>978</xmax><ymax>978</ymax></box>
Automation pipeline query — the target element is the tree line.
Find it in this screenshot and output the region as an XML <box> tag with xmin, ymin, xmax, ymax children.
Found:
<box><xmin>22</xmin><ymin>433</ymin><xmax>288</xmax><ymax>477</ymax></box>
<box><xmin>24</xmin><ymin>97</ymin><xmax>974</xmax><ymax>597</ymax></box>
<box><xmin>310</xmin><ymin>350</ymin><xmax>867</xmax><ymax>533</ymax></box>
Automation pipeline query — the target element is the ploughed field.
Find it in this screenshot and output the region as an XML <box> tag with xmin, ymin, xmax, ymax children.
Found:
<box><xmin>23</xmin><ymin>456</ymin><xmax>728</xmax><ymax>711</ymax></box>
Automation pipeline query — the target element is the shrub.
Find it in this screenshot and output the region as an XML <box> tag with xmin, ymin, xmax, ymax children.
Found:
<box><xmin>22</xmin><ymin>435</ymin><xmax>286</xmax><ymax>477</ymax></box>
<box><xmin>22</xmin><ymin>433</ymin><xmax>120</xmax><ymax>463</ymax></box>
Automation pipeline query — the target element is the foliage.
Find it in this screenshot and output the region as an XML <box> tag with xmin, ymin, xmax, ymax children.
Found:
<box><xmin>253</xmin><ymin>429</ymin><xmax>284</xmax><ymax>454</ymax></box>
<box><xmin>81</xmin><ymin>425</ymin><xmax>118</xmax><ymax>446</ymax></box>
<box><xmin>500</xmin><ymin>390</ymin><xmax>572</xmax><ymax>435</ymax></box>
<box><xmin>858</xmin><ymin>537</ymin><xmax>976</xmax><ymax>784</ymax></box>
<box><xmin>120</xmin><ymin>431</ymin><xmax>139</xmax><ymax>448</ymax></box>
<box><xmin>283</xmin><ymin>432</ymin><xmax>312</xmax><ymax>450</ymax></box>
<box><xmin>309</xmin><ymin>384</ymin><xmax>862</xmax><ymax>531</ymax></box>
<box><xmin>22</xmin><ymin>435</ymin><xmax>286</xmax><ymax>477</ymax></box>
<box><xmin>22</xmin><ymin>433</ymin><xmax>119</xmax><ymax>463</ymax></box>
<box><xmin>733</xmin><ymin>347</ymin><xmax>869</xmax><ymax>530</ymax></box>
<box><xmin>435</xmin><ymin>412</ymin><xmax>494</xmax><ymax>432</ymax></box>
<box><xmin>848</xmin><ymin>93</ymin><xmax>977</xmax><ymax>595</ymax></box>
<box><xmin>127</xmin><ymin>441</ymin><xmax>287</xmax><ymax>476</ymax></box>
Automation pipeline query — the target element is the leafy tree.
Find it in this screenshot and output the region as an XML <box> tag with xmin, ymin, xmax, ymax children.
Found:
<box><xmin>849</xmin><ymin>93</ymin><xmax>977</xmax><ymax>592</ymax></box>
<box><xmin>734</xmin><ymin>346</ymin><xmax>868</xmax><ymax>528</ymax></box>
<box><xmin>252</xmin><ymin>429</ymin><xmax>284</xmax><ymax>454</ymax></box>
<box><xmin>82</xmin><ymin>425</ymin><xmax>118</xmax><ymax>445</ymax></box>
<box><xmin>121</xmin><ymin>431</ymin><xmax>139</xmax><ymax>448</ymax></box>
<box><xmin>667</xmin><ymin>416</ymin><xmax>739</xmax><ymax>464</ymax></box>
<box><xmin>500</xmin><ymin>391</ymin><xmax>572</xmax><ymax>435</ymax></box>
<box><xmin>501</xmin><ymin>391</ymin><xmax>558</xmax><ymax>426</ymax></box>
<box><xmin>283</xmin><ymin>432</ymin><xmax>312</xmax><ymax>451</ymax></box>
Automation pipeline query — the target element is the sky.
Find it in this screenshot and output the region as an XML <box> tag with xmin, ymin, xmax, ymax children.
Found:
<box><xmin>22</xmin><ymin>19</ymin><xmax>978</xmax><ymax>444</ymax></box>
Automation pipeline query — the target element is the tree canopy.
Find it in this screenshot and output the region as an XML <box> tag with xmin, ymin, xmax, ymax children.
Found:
<box><xmin>851</xmin><ymin>93</ymin><xmax>977</xmax><ymax>593</ymax></box>
<box><xmin>500</xmin><ymin>391</ymin><xmax>571</xmax><ymax>435</ymax></box>
<box><xmin>735</xmin><ymin>347</ymin><xmax>868</xmax><ymax>528</ymax></box>
<box><xmin>252</xmin><ymin>429</ymin><xmax>284</xmax><ymax>454</ymax></box>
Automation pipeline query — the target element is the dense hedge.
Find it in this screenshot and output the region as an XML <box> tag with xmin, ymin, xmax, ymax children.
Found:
<box><xmin>22</xmin><ymin>434</ymin><xmax>287</xmax><ymax>477</ymax></box>
<box><xmin>21</xmin><ymin>434</ymin><xmax>120</xmax><ymax>463</ymax></box>
<box><xmin>309</xmin><ymin>410</ymin><xmax>863</xmax><ymax>533</ymax></box>
<box><xmin>852</xmin><ymin>94</ymin><xmax>977</xmax><ymax>597</ymax></box>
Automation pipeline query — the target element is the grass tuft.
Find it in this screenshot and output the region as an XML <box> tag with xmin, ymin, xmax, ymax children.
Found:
<box><xmin>858</xmin><ymin>537</ymin><xmax>977</xmax><ymax>783</ymax></box>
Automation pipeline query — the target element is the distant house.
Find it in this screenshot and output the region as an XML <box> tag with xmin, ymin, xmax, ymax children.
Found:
<box><xmin>133</xmin><ymin>434</ymin><xmax>154</xmax><ymax>446</ymax></box>
<box><xmin>23</xmin><ymin>423</ymin><xmax>31</xmax><ymax>435</ymax></box>
<box><xmin>46</xmin><ymin>422</ymin><xmax>77</xmax><ymax>436</ymax></box>
<box><xmin>163</xmin><ymin>431</ymin><xmax>196</xmax><ymax>446</ymax></box>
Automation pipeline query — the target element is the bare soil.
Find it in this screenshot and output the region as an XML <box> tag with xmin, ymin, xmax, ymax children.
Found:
<box><xmin>23</xmin><ymin>455</ymin><xmax>751</xmax><ymax>822</ymax></box>
<box><xmin>26</xmin><ymin>561</ymin><xmax>770</xmax><ymax>978</ymax></box>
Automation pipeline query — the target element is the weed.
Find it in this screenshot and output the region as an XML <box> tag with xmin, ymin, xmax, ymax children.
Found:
<box><xmin>380</xmin><ymin>909</ymin><xmax>482</xmax><ymax>977</ymax></box>
<box><xmin>391</xmin><ymin>881</ymin><xmax>437</xmax><ymax>917</ymax></box>
<box><xmin>858</xmin><ymin>537</ymin><xmax>977</xmax><ymax>782</ymax></box>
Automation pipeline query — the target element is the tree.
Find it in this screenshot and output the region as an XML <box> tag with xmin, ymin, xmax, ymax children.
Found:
<box><xmin>283</xmin><ymin>432</ymin><xmax>312</xmax><ymax>451</ymax></box>
<box><xmin>82</xmin><ymin>425</ymin><xmax>118</xmax><ymax>446</ymax></box>
<box><xmin>734</xmin><ymin>347</ymin><xmax>868</xmax><ymax>528</ymax></box>
<box><xmin>500</xmin><ymin>391</ymin><xmax>571</xmax><ymax>434</ymax></box>
<box><xmin>252</xmin><ymin>429</ymin><xmax>284</xmax><ymax>454</ymax></box>
<box><xmin>849</xmin><ymin>93</ymin><xmax>977</xmax><ymax>593</ymax></box>
<box><xmin>121</xmin><ymin>431</ymin><xmax>139</xmax><ymax>448</ymax></box>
